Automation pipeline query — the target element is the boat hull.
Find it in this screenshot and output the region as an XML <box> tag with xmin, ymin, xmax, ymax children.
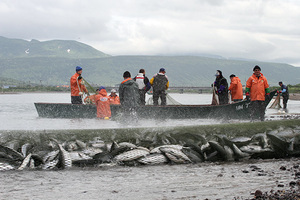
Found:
<box><xmin>110</xmin><ymin>100</ymin><xmax>252</xmax><ymax>120</ymax></box>
<box><xmin>34</xmin><ymin>91</ymin><xmax>276</xmax><ymax>120</ymax></box>
<box><xmin>34</xmin><ymin>103</ymin><xmax>97</xmax><ymax>118</ymax></box>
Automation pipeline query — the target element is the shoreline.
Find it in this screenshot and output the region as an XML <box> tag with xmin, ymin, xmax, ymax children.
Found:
<box><xmin>1</xmin><ymin>91</ymin><xmax>300</xmax><ymax>99</ymax></box>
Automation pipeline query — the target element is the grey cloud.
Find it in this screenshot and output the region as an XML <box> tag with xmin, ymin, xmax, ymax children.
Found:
<box><xmin>0</xmin><ymin>0</ymin><xmax>300</xmax><ymax>66</ymax></box>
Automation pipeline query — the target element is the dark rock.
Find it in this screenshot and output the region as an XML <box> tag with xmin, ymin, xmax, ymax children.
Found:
<box><xmin>289</xmin><ymin>181</ymin><xmax>296</xmax><ymax>187</ymax></box>
<box><xmin>280</xmin><ymin>166</ymin><xmax>287</xmax><ymax>170</ymax></box>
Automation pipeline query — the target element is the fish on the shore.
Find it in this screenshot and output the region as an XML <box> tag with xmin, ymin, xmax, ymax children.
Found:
<box><xmin>138</xmin><ymin>153</ymin><xmax>168</xmax><ymax>165</ymax></box>
<box><xmin>114</xmin><ymin>148</ymin><xmax>150</xmax><ymax>162</ymax></box>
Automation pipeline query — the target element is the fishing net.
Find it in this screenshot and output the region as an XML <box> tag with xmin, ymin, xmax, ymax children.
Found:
<box><xmin>269</xmin><ymin>95</ymin><xmax>281</xmax><ymax>109</ymax></box>
<box><xmin>146</xmin><ymin>94</ymin><xmax>182</xmax><ymax>105</ymax></box>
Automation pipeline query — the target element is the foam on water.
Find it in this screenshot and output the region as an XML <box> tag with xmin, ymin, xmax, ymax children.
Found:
<box><xmin>1</xmin><ymin>92</ymin><xmax>299</xmax><ymax>130</ymax></box>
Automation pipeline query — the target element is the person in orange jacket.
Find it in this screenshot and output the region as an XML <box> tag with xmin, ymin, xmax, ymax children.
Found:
<box><xmin>228</xmin><ymin>74</ymin><xmax>243</xmax><ymax>102</ymax></box>
<box><xmin>70</xmin><ymin>66</ymin><xmax>89</xmax><ymax>104</ymax></box>
<box><xmin>108</xmin><ymin>89</ymin><xmax>120</xmax><ymax>105</ymax></box>
<box><xmin>95</xmin><ymin>86</ymin><xmax>111</xmax><ymax>119</ymax></box>
<box><xmin>245</xmin><ymin>65</ymin><xmax>270</xmax><ymax>121</ymax></box>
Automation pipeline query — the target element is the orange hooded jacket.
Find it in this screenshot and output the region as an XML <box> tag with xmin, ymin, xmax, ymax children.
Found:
<box><xmin>246</xmin><ymin>73</ymin><xmax>270</xmax><ymax>101</ymax></box>
<box><xmin>95</xmin><ymin>89</ymin><xmax>111</xmax><ymax>118</ymax></box>
<box><xmin>70</xmin><ymin>73</ymin><xmax>88</xmax><ymax>96</ymax></box>
<box><xmin>228</xmin><ymin>76</ymin><xmax>243</xmax><ymax>100</ymax></box>
<box><xmin>109</xmin><ymin>95</ymin><xmax>120</xmax><ymax>105</ymax></box>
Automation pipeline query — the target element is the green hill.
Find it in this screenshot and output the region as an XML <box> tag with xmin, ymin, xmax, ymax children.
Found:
<box><xmin>0</xmin><ymin>36</ymin><xmax>109</xmax><ymax>58</ymax></box>
<box><xmin>0</xmin><ymin>36</ymin><xmax>299</xmax><ymax>87</ymax></box>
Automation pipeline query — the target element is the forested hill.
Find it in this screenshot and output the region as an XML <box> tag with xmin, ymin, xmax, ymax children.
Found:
<box><xmin>0</xmin><ymin>36</ymin><xmax>299</xmax><ymax>87</ymax></box>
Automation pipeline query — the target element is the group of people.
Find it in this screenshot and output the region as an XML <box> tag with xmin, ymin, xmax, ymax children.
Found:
<box><xmin>214</xmin><ymin>65</ymin><xmax>289</xmax><ymax>121</ymax></box>
<box><xmin>71</xmin><ymin>64</ymin><xmax>289</xmax><ymax>121</ymax></box>
<box><xmin>70</xmin><ymin>66</ymin><xmax>169</xmax><ymax>119</ymax></box>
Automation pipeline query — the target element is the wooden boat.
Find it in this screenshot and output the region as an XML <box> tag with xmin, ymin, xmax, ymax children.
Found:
<box><xmin>34</xmin><ymin>91</ymin><xmax>276</xmax><ymax>120</ymax></box>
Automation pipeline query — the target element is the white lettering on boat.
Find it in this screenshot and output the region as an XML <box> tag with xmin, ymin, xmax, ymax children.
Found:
<box><xmin>236</xmin><ymin>105</ymin><xmax>243</xmax><ymax>110</ymax></box>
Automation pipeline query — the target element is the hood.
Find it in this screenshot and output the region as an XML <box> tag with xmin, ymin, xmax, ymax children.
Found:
<box><xmin>233</xmin><ymin>76</ymin><xmax>241</xmax><ymax>82</ymax></box>
<box><xmin>121</xmin><ymin>78</ymin><xmax>136</xmax><ymax>86</ymax></box>
<box><xmin>99</xmin><ymin>89</ymin><xmax>107</xmax><ymax>96</ymax></box>
<box><xmin>216</xmin><ymin>70</ymin><xmax>224</xmax><ymax>79</ymax></box>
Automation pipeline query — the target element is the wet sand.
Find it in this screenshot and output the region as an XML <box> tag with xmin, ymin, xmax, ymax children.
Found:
<box><xmin>1</xmin><ymin>158</ymin><xmax>299</xmax><ymax>200</ymax></box>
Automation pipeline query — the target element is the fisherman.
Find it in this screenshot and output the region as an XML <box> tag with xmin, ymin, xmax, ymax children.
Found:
<box><xmin>278</xmin><ymin>81</ymin><xmax>289</xmax><ymax>112</ymax></box>
<box><xmin>213</xmin><ymin>70</ymin><xmax>228</xmax><ymax>105</ymax></box>
<box><xmin>95</xmin><ymin>86</ymin><xmax>111</xmax><ymax>119</ymax></box>
<box><xmin>133</xmin><ymin>69</ymin><xmax>151</xmax><ymax>105</ymax></box>
<box><xmin>228</xmin><ymin>74</ymin><xmax>243</xmax><ymax>102</ymax></box>
<box><xmin>109</xmin><ymin>89</ymin><xmax>120</xmax><ymax>105</ymax></box>
<box><xmin>245</xmin><ymin>65</ymin><xmax>270</xmax><ymax>121</ymax></box>
<box><xmin>119</xmin><ymin>71</ymin><xmax>140</xmax><ymax>115</ymax></box>
<box><xmin>150</xmin><ymin>68</ymin><xmax>169</xmax><ymax>106</ymax></box>
<box><xmin>70</xmin><ymin>66</ymin><xmax>89</xmax><ymax>104</ymax></box>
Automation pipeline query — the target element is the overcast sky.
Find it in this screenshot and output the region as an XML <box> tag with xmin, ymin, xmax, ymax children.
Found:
<box><xmin>0</xmin><ymin>0</ymin><xmax>299</xmax><ymax>66</ymax></box>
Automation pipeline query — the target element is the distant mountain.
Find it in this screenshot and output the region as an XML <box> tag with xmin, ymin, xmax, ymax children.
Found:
<box><xmin>0</xmin><ymin>36</ymin><xmax>299</xmax><ymax>87</ymax></box>
<box><xmin>0</xmin><ymin>36</ymin><xmax>110</xmax><ymax>58</ymax></box>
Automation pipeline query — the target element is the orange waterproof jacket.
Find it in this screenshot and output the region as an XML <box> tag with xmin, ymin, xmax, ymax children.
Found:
<box><xmin>246</xmin><ymin>73</ymin><xmax>270</xmax><ymax>101</ymax></box>
<box><xmin>70</xmin><ymin>73</ymin><xmax>88</xmax><ymax>96</ymax></box>
<box><xmin>95</xmin><ymin>89</ymin><xmax>111</xmax><ymax>118</ymax></box>
<box><xmin>109</xmin><ymin>95</ymin><xmax>120</xmax><ymax>105</ymax></box>
<box><xmin>228</xmin><ymin>76</ymin><xmax>243</xmax><ymax>100</ymax></box>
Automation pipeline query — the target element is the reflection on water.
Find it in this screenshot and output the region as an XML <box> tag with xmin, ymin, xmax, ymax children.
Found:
<box><xmin>0</xmin><ymin>92</ymin><xmax>299</xmax><ymax>130</ymax></box>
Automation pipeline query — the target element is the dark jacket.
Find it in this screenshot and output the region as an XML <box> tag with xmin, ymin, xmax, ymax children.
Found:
<box><xmin>119</xmin><ymin>78</ymin><xmax>140</xmax><ymax>108</ymax></box>
<box><xmin>150</xmin><ymin>73</ymin><xmax>169</xmax><ymax>92</ymax></box>
<box><xmin>214</xmin><ymin>71</ymin><xmax>228</xmax><ymax>104</ymax></box>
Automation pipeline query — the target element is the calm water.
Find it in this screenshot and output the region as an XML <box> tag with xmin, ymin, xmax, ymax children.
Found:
<box><xmin>1</xmin><ymin>92</ymin><xmax>300</xmax><ymax>200</ymax></box>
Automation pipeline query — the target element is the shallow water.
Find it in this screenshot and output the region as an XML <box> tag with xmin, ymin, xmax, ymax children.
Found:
<box><xmin>1</xmin><ymin>158</ymin><xmax>299</xmax><ymax>200</ymax></box>
<box><xmin>1</xmin><ymin>92</ymin><xmax>300</xmax><ymax>200</ymax></box>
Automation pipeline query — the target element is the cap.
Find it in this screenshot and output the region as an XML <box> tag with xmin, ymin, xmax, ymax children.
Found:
<box><xmin>159</xmin><ymin>68</ymin><xmax>166</xmax><ymax>72</ymax></box>
<box><xmin>123</xmin><ymin>71</ymin><xmax>131</xmax><ymax>78</ymax></box>
<box><xmin>253</xmin><ymin>65</ymin><xmax>261</xmax><ymax>71</ymax></box>
<box><xmin>76</xmin><ymin>66</ymin><xmax>82</xmax><ymax>72</ymax></box>
<box><xmin>99</xmin><ymin>86</ymin><xmax>106</xmax><ymax>90</ymax></box>
<box><xmin>111</xmin><ymin>89</ymin><xmax>116</xmax><ymax>93</ymax></box>
<box><xmin>230</xmin><ymin>74</ymin><xmax>236</xmax><ymax>78</ymax></box>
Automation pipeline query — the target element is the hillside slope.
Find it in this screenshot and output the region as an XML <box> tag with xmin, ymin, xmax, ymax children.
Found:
<box><xmin>0</xmin><ymin>37</ymin><xmax>299</xmax><ymax>87</ymax></box>
<box><xmin>0</xmin><ymin>36</ymin><xmax>109</xmax><ymax>58</ymax></box>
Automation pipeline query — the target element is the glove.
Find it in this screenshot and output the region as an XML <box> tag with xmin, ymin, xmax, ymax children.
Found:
<box><xmin>78</xmin><ymin>76</ymin><xmax>82</xmax><ymax>80</ymax></box>
<box><xmin>265</xmin><ymin>93</ymin><xmax>270</xmax><ymax>100</ymax></box>
<box><xmin>246</xmin><ymin>92</ymin><xmax>250</xmax><ymax>100</ymax></box>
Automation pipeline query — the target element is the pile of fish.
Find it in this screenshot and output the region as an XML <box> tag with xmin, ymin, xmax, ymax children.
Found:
<box><xmin>1</xmin><ymin>128</ymin><xmax>300</xmax><ymax>171</ymax></box>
